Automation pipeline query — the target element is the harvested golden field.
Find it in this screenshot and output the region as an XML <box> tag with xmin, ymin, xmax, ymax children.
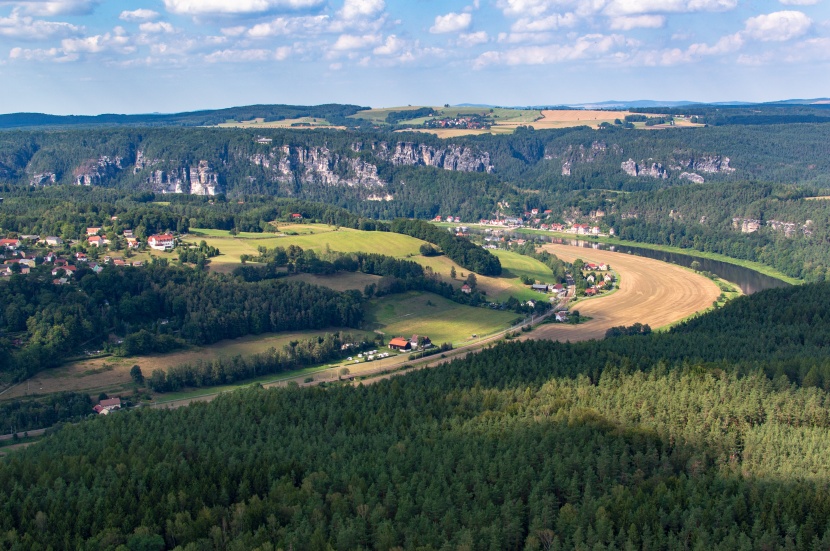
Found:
<box><xmin>526</xmin><ymin>244</ymin><xmax>720</xmax><ymax>343</ymax></box>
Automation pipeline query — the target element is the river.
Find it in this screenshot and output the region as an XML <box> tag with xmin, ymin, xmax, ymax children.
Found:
<box><xmin>542</xmin><ymin>237</ymin><xmax>789</xmax><ymax>295</ymax></box>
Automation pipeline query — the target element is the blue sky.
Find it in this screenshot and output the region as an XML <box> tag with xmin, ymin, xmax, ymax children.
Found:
<box><xmin>0</xmin><ymin>0</ymin><xmax>827</xmax><ymax>114</ymax></box>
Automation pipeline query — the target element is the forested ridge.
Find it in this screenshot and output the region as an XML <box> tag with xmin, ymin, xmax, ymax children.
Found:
<box><xmin>3</xmin><ymin>283</ymin><xmax>830</xmax><ymax>549</ymax></box>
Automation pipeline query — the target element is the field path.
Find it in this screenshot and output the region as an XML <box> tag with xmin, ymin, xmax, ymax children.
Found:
<box><xmin>526</xmin><ymin>244</ymin><xmax>720</xmax><ymax>342</ymax></box>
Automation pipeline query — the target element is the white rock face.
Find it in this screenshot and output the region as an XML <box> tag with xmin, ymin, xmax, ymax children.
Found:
<box><xmin>621</xmin><ymin>159</ymin><xmax>667</xmax><ymax>179</ymax></box>
<box><xmin>679</xmin><ymin>172</ymin><xmax>705</xmax><ymax>184</ymax></box>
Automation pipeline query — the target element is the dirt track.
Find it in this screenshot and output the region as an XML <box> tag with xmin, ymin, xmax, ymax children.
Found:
<box><xmin>526</xmin><ymin>244</ymin><xmax>721</xmax><ymax>342</ymax></box>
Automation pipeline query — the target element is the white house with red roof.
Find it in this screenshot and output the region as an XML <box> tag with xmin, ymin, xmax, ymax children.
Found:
<box><xmin>148</xmin><ymin>234</ymin><xmax>175</xmax><ymax>251</ymax></box>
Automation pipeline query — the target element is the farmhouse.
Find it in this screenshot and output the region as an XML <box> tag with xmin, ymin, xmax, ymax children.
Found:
<box><xmin>86</xmin><ymin>227</ymin><xmax>101</xmax><ymax>236</ymax></box>
<box><xmin>148</xmin><ymin>234</ymin><xmax>175</xmax><ymax>251</ymax></box>
<box><xmin>0</xmin><ymin>239</ymin><xmax>21</xmax><ymax>250</ymax></box>
<box><xmin>410</xmin><ymin>335</ymin><xmax>432</xmax><ymax>349</ymax></box>
<box><xmin>93</xmin><ymin>397</ymin><xmax>122</xmax><ymax>415</ymax></box>
<box><xmin>388</xmin><ymin>337</ymin><xmax>412</xmax><ymax>351</ymax></box>
<box><xmin>87</xmin><ymin>235</ymin><xmax>105</xmax><ymax>247</ymax></box>
<box><xmin>461</xmin><ymin>284</ymin><xmax>472</xmax><ymax>294</ymax></box>
<box><xmin>291</xmin><ymin>213</ymin><xmax>303</xmax><ymax>220</ymax></box>
<box><xmin>531</xmin><ymin>284</ymin><xmax>549</xmax><ymax>293</ymax></box>
<box><xmin>45</xmin><ymin>236</ymin><xmax>63</xmax><ymax>246</ymax></box>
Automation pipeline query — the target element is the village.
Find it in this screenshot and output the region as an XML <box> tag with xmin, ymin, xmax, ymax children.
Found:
<box><xmin>0</xmin><ymin>223</ymin><xmax>178</xmax><ymax>283</ymax></box>
<box><xmin>433</xmin><ymin>207</ymin><xmax>615</xmax><ymax>237</ymax></box>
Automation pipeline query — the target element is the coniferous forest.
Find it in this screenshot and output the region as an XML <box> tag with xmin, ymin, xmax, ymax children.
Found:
<box><xmin>3</xmin><ymin>106</ymin><xmax>830</xmax><ymax>550</ymax></box>
<box><xmin>2</xmin><ymin>283</ymin><xmax>830</xmax><ymax>549</ymax></box>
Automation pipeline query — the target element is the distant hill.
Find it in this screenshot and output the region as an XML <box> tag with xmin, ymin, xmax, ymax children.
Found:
<box><xmin>0</xmin><ymin>104</ymin><xmax>368</xmax><ymax>130</ymax></box>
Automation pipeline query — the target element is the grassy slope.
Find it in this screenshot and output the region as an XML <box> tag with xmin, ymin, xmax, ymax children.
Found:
<box><xmin>365</xmin><ymin>291</ymin><xmax>518</xmax><ymax>346</ymax></box>
<box><xmin>188</xmin><ymin>225</ymin><xmax>426</xmax><ymax>267</ymax></box>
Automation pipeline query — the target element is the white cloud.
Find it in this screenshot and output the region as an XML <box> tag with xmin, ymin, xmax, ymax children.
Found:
<box><xmin>2</xmin><ymin>0</ymin><xmax>99</xmax><ymax>16</ymax></box>
<box><xmin>61</xmin><ymin>29</ymin><xmax>134</xmax><ymax>55</ymax></box>
<box><xmin>204</xmin><ymin>48</ymin><xmax>273</xmax><ymax>62</ymax></box>
<box><xmin>430</xmin><ymin>12</ymin><xmax>472</xmax><ymax>34</ymax></box>
<box><xmin>511</xmin><ymin>13</ymin><xmax>578</xmax><ymax>32</ymax></box>
<box><xmin>373</xmin><ymin>34</ymin><xmax>404</xmax><ymax>55</ymax></box>
<box><xmin>139</xmin><ymin>21</ymin><xmax>175</xmax><ymax>33</ymax></box>
<box><xmin>744</xmin><ymin>10</ymin><xmax>812</xmax><ymax>41</ymax></box>
<box><xmin>496</xmin><ymin>0</ymin><xmax>559</xmax><ymax>18</ymax></box>
<box><xmin>119</xmin><ymin>9</ymin><xmax>160</xmax><ymax>22</ymax></box>
<box><xmin>0</xmin><ymin>10</ymin><xmax>81</xmax><ymax>39</ymax></box>
<box><xmin>609</xmin><ymin>14</ymin><xmax>665</xmax><ymax>29</ymax></box>
<box><xmin>243</xmin><ymin>15</ymin><xmax>328</xmax><ymax>37</ymax></box>
<box><xmin>331</xmin><ymin>33</ymin><xmax>380</xmax><ymax>50</ymax></box>
<box><xmin>779</xmin><ymin>0</ymin><xmax>819</xmax><ymax>4</ymax></box>
<box><xmin>457</xmin><ymin>31</ymin><xmax>489</xmax><ymax>46</ymax></box>
<box><xmin>339</xmin><ymin>0</ymin><xmax>384</xmax><ymax>20</ymax></box>
<box><xmin>161</xmin><ymin>0</ymin><xmax>325</xmax><ymax>16</ymax></box>
<box><xmin>497</xmin><ymin>31</ymin><xmax>555</xmax><ymax>43</ymax></box>
<box><xmin>602</xmin><ymin>0</ymin><xmax>738</xmax><ymax>16</ymax></box>
<box><xmin>9</xmin><ymin>45</ymin><xmax>76</xmax><ymax>61</ymax></box>
<box><xmin>475</xmin><ymin>33</ymin><xmax>631</xmax><ymax>67</ymax></box>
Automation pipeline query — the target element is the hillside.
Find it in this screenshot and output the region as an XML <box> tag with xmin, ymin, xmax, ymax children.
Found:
<box><xmin>2</xmin><ymin>283</ymin><xmax>830</xmax><ymax>548</ymax></box>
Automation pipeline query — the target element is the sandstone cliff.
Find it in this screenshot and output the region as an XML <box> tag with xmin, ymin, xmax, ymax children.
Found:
<box><xmin>74</xmin><ymin>156</ymin><xmax>124</xmax><ymax>186</ymax></box>
<box><xmin>621</xmin><ymin>159</ymin><xmax>668</xmax><ymax>179</ymax></box>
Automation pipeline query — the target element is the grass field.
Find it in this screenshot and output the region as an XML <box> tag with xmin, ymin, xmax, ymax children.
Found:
<box><xmin>351</xmin><ymin>106</ymin><xmax>541</xmax><ymax>126</ymax></box>
<box><xmin>217</xmin><ymin>117</ymin><xmax>341</xmax><ymax>129</ymax></box>
<box><xmin>288</xmin><ymin>272</ymin><xmax>381</xmax><ymax>292</ymax></box>
<box><xmin>365</xmin><ymin>291</ymin><xmax>518</xmax><ymax>346</ymax></box>
<box><xmin>187</xmin><ymin>225</ymin><xmax>426</xmax><ymax>268</ymax></box>
<box><xmin>0</xmin><ymin>328</ymin><xmax>371</xmax><ymax>402</ymax></box>
<box><xmin>413</xmin><ymin>249</ymin><xmax>555</xmax><ymax>302</ymax></box>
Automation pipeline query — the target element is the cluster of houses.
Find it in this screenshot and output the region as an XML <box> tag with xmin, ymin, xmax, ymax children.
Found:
<box><xmin>1</xmin><ymin>228</ymin><xmax>178</xmax><ymax>282</ymax></box>
<box><xmin>424</xmin><ymin>116</ymin><xmax>488</xmax><ymax>129</ymax></box>
<box><xmin>581</xmin><ymin>263</ymin><xmax>615</xmax><ymax>296</ymax></box>
<box><xmin>388</xmin><ymin>335</ymin><xmax>432</xmax><ymax>352</ymax></box>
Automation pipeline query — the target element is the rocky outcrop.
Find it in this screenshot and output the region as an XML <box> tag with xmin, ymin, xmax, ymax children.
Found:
<box><xmin>733</xmin><ymin>218</ymin><xmax>762</xmax><ymax>234</ymax></box>
<box><xmin>621</xmin><ymin>159</ymin><xmax>668</xmax><ymax>179</ymax></box>
<box><xmin>140</xmin><ymin>160</ymin><xmax>220</xmax><ymax>195</ymax></box>
<box><xmin>30</xmin><ymin>172</ymin><xmax>57</xmax><ymax>185</ymax></box>
<box><xmin>147</xmin><ymin>169</ymin><xmax>187</xmax><ymax>194</ymax></box>
<box><xmin>374</xmin><ymin>142</ymin><xmax>494</xmax><ymax>173</ymax></box>
<box><xmin>676</xmin><ymin>155</ymin><xmax>735</xmax><ymax>174</ymax></box>
<box><xmin>74</xmin><ymin>156</ymin><xmax>123</xmax><ymax>186</ymax></box>
<box><xmin>679</xmin><ymin>172</ymin><xmax>705</xmax><ymax>184</ymax></box>
<box><xmin>547</xmin><ymin>141</ymin><xmax>622</xmax><ymax>176</ymax></box>
<box><xmin>189</xmin><ymin>160</ymin><xmax>220</xmax><ymax>196</ymax></box>
<box><xmin>275</xmin><ymin>145</ymin><xmax>385</xmax><ymax>187</ymax></box>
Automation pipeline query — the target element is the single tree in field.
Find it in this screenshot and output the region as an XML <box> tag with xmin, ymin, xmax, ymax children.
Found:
<box><xmin>450</xmin><ymin>266</ymin><xmax>457</xmax><ymax>279</ymax></box>
<box><xmin>465</xmin><ymin>273</ymin><xmax>477</xmax><ymax>289</ymax></box>
<box><xmin>130</xmin><ymin>365</ymin><xmax>144</xmax><ymax>384</ymax></box>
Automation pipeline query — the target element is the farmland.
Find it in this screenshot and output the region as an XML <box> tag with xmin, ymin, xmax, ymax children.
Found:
<box><xmin>217</xmin><ymin>117</ymin><xmax>341</xmax><ymax>129</ymax></box>
<box><xmin>187</xmin><ymin>225</ymin><xmax>426</xmax><ymax>268</ymax></box>
<box><xmin>365</xmin><ymin>291</ymin><xmax>518</xmax><ymax>346</ymax></box>
<box><xmin>188</xmin><ymin>225</ymin><xmax>558</xmax><ymax>301</ymax></box>
<box><xmin>526</xmin><ymin>243</ymin><xmax>721</xmax><ymax>342</ymax></box>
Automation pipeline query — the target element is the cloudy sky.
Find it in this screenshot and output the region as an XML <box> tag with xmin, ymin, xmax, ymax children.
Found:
<box><xmin>0</xmin><ymin>0</ymin><xmax>827</xmax><ymax>114</ymax></box>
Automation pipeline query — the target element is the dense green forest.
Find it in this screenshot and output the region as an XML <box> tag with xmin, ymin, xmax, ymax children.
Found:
<box><xmin>3</xmin><ymin>283</ymin><xmax>830</xmax><ymax>549</ymax></box>
<box><xmin>0</xmin><ymin>262</ymin><xmax>363</xmax><ymax>381</ymax></box>
<box><xmin>0</xmin><ymin>104</ymin><xmax>367</xmax><ymax>130</ymax></box>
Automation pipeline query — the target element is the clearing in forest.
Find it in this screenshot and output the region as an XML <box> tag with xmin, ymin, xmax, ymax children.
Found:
<box><xmin>365</xmin><ymin>291</ymin><xmax>518</xmax><ymax>346</ymax></box>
